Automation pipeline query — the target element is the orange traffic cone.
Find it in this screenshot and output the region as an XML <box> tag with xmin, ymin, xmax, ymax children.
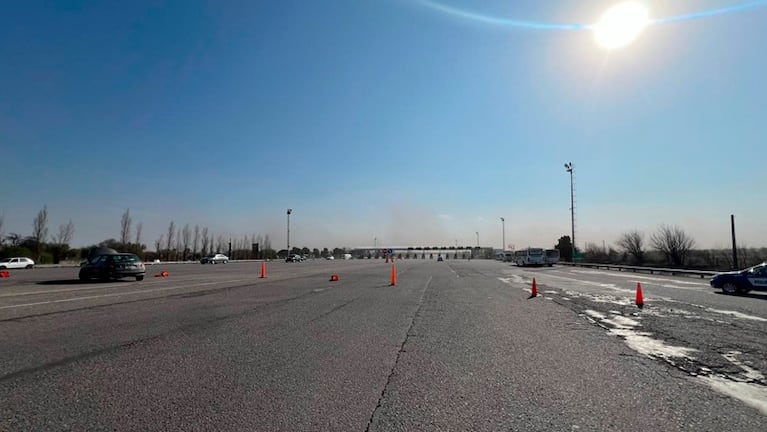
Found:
<box><xmin>529</xmin><ymin>278</ymin><xmax>538</xmax><ymax>298</ymax></box>
<box><xmin>0</xmin><ymin>271</ymin><xmax>9</xmax><ymax>278</ymax></box>
<box><xmin>390</xmin><ymin>264</ymin><xmax>397</xmax><ymax>286</ymax></box>
<box><xmin>330</xmin><ymin>274</ymin><xmax>339</xmax><ymax>282</ymax></box>
<box><xmin>636</xmin><ymin>282</ymin><xmax>644</xmax><ymax>309</ymax></box>
<box><xmin>155</xmin><ymin>271</ymin><xmax>169</xmax><ymax>278</ymax></box>
<box><xmin>260</xmin><ymin>261</ymin><xmax>266</xmax><ymax>279</ymax></box>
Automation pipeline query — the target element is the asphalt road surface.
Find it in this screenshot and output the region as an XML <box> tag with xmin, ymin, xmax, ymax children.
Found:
<box><xmin>1</xmin><ymin>259</ymin><xmax>765</xmax><ymax>431</ymax></box>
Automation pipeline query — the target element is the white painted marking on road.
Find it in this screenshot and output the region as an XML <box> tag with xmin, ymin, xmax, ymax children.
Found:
<box><xmin>698</xmin><ymin>376</ymin><xmax>767</xmax><ymax>416</ymax></box>
<box><xmin>602</xmin><ymin>315</ymin><xmax>641</xmax><ymax>330</ymax></box>
<box><xmin>0</xmin><ymin>279</ymin><xmax>252</xmax><ymax>310</ymax></box>
<box><xmin>723</xmin><ymin>351</ymin><xmax>765</xmax><ymax>382</ymax></box>
<box><xmin>705</xmin><ymin>308</ymin><xmax>767</xmax><ymax>322</ymax></box>
<box><xmin>568</xmin><ymin>270</ymin><xmax>707</xmax><ymax>286</ymax></box>
<box><xmin>610</xmin><ymin>328</ymin><xmax>697</xmax><ymax>359</ymax></box>
<box><xmin>583</xmin><ymin>309</ymin><xmax>607</xmax><ymax>320</ymax></box>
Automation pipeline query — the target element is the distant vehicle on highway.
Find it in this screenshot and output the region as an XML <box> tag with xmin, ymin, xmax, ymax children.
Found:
<box><xmin>285</xmin><ymin>254</ymin><xmax>303</xmax><ymax>263</ymax></box>
<box><xmin>513</xmin><ymin>248</ymin><xmax>546</xmax><ymax>266</ymax></box>
<box><xmin>0</xmin><ymin>257</ymin><xmax>35</xmax><ymax>269</ymax></box>
<box><xmin>79</xmin><ymin>252</ymin><xmax>145</xmax><ymax>281</ymax></box>
<box><xmin>200</xmin><ymin>254</ymin><xmax>229</xmax><ymax>264</ymax></box>
<box><xmin>710</xmin><ymin>262</ymin><xmax>767</xmax><ymax>295</ymax></box>
<box><xmin>437</xmin><ymin>255</ymin><xmax>444</xmax><ymax>262</ymax></box>
<box><xmin>545</xmin><ymin>249</ymin><xmax>561</xmax><ymax>266</ymax></box>
<box><xmin>325</xmin><ymin>256</ymin><xmax>335</xmax><ymax>260</ymax></box>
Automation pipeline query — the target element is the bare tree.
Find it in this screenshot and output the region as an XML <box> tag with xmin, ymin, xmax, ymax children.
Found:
<box><xmin>264</xmin><ymin>234</ymin><xmax>271</xmax><ymax>251</ymax></box>
<box><xmin>0</xmin><ymin>211</ymin><xmax>5</xmax><ymax>246</ymax></box>
<box><xmin>166</xmin><ymin>221</ymin><xmax>176</xmax><ymax>259</ymax></box>
<box><xmin>135</xmin><ymin>222</ymin><xmax>143</xmax><ymax>247</ymax></box>
<box><xmin>201</xmin><ymin>227</ymin><xmax>209</xmax><ymax>256</ymax></box>
<box><xmin>155</xmin><ymin>234</ymin><xmax>164</xmax><ymax>259</ymax></box>
<box><xmin>182</xmin><ymin>224</ymin><xmax>191</xmax><ymax>260</ymax></box>
<box><xmin>617</xmin><ymin>230</ymin><xmax>645</xmax><ymax>264</ymax></box>
<box><xmin>651</xmin><ymin>224</ymin><xmax>696</xmax><ymax>267</ymax></box>
<box><xmin>32</xmin><ymin>205</ymin><xmax>49</xmax><ymax>261</ymax></box>
<box><xmin>119</xmin><ymin>208</ymin><xmax>132</xmax><ymax>248</ymax></box>
<box><xmin>175</xmin><ymin>228</ymin><xmax>182</xmax><ymax>261</ymax></box>
<box><xmin>192</xmin><ymin>225</ymin><xmax>200</xmax><ymax>259</ymax></box>
<box><xmin>54</xmin><ymin>220</ymin><xmax>75</xmax><ymax>246</ymax></box>
<box><xmin>217</xmin><ymin>235</ymin><xmax>225</xmax><ymax>254</ymax></box>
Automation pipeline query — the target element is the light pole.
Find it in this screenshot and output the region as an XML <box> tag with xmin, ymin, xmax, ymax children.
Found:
<box><xmin>564</xmin><ymin>162</ymin><xmax>576</xmax><ymax>260</ymax></box>
<box><xmin>475</xmin><ymin>231</ymin><xmax>479</xmax><ymax>248</ymax></box>
<box><xmin>286</xmin><ymin>208</ymin><xmax>292</xmax><ymax>257</ymax></box>
<box><xmin>500</xmin><ymin>217</ymin><xmax>505</xmax><ymax>252</ymax></box>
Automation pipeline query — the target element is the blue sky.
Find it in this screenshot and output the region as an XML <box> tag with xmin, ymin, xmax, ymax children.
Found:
<box><xmin>1</xmin><ymin>0</ymin><xmax>765</xmax><ymax>250</ymax></box>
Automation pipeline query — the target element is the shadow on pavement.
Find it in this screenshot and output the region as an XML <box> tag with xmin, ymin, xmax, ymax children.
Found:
<box><xmin>36</xmin><ymin>279</ymin><xmax>132</xmax><ymax>286</ymax></box>
<box><xmin>713</xmin><ymin>291</ymin><xmax>767</xmax><ymax>301</ymax></box>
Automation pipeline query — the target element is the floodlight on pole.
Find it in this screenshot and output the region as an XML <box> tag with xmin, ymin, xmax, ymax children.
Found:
<box><xmin>564</xmin><ymin>163</ymin><xmax>576</xmax><ymax>260</ymax></box>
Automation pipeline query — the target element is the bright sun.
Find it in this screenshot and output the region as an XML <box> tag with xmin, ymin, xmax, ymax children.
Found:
<box><xmin>593</xmin><ymin>2</ymin><xmax>650</xmax><ymax>50</ymax></box>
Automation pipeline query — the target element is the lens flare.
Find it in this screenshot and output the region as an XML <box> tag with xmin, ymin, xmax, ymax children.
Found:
<box><xmin>420</xmin><ymin>0</ymin><xmax>767</xmax><ymax>49</ymax></box>
<box><xmin>593</xmin><ymin>2</ymin><xmax>650</xmax><ymax>50</ymax></box>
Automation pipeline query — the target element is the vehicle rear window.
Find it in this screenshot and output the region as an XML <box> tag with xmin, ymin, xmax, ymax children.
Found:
<box><xmin>113</xmin><ymin>255</ymin><xmax>141</xmax><ymax>263</ymax></box>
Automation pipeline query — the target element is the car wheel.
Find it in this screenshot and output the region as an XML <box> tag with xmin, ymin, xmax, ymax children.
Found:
<box><xmin>224</xmin><ymin>260</ymin><xmax>228</xmax><ymax>264</ymax></box>
<box><xmin>136</xmin><ymin>275</ymin><xmax>144</xmax><ymax>281</ymax></box>
<box><xmin>722</xmin><ymin>282</ymin><xmax>740</xmax><ymax>295</ymax></box>
<box><xmin>26</xmin><ymin>264</ymin><xmax>34</xmax><ymax>269</ymax></box>
<box><xmin>0</xmin><ymin>266</ymin><xmax>5</xmax><ymax>269</ymax></box>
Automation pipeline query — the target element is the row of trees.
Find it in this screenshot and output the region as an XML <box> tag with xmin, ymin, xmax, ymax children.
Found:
<box><xmin>557</xmin><ymin>224</ymin><xmax>765</xmax><ymax>271</ymax></box>
<box><xmin>0</xmin><ymin>207</ymin><xmax>77</xmax><ymax>264</ymax></box>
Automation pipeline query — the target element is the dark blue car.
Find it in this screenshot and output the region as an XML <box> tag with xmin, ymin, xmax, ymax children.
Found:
<box><xmin>710</xmin><ymin>262</ymin><xmax>767</xmax><ymax>294</ymax></box>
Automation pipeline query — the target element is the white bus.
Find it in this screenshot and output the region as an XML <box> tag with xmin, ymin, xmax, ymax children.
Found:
<box><xmin>545</xmin><ymin>249</ymin><xmax>560</xmax><ymax>266</ymax></box>
<box><xmin>513</xmin><ymin>248</ymin><xmax>546</xmax><ymax>266</ymax></box>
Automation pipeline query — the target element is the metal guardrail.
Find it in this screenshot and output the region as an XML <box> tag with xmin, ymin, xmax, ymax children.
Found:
<box><xmin>557</xmin><ymin>261</ymin><xmax>717</xmax><ymax>279</ymax></box>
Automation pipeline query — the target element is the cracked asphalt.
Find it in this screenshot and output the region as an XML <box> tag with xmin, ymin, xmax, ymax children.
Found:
<box><xmin>1</xmin><ymin>259</ymin><xmax>765</xmax><ymax>431</ymax></box>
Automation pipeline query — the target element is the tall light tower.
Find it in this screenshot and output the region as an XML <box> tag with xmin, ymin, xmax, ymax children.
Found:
<box><xmin>564</xmin><ymin>162</ymin><xmax>576</xmax><ymax>260</ymax></box>
<box><xmin>286</xmin><ymin>208</ymin><xmax>292</xmax><ymax>256</ymax></box>
<box><xmin>500</xmin><ymin>217</ymin><xmax>505</xmax><ymax>252</ymax></box>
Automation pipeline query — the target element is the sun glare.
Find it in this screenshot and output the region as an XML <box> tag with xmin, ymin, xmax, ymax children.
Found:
<box><xmin>593</xmin><ymin>2</ymin><xmax>650</xmax><ymax>50</ymax></box>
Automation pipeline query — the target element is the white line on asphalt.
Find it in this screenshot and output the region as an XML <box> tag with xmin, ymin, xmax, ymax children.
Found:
<box><xmin>0</xmin><ymin>279</ymin><xmax>253</xmax><ymax>310</ymax></box>
<box><xmin>567</xmin><ymin>269</ymin><xmax>708</xmax><ymax>286</ymax></box>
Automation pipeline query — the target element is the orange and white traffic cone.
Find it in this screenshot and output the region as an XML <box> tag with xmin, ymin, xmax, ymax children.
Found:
<box><xmin>260</xmin><ymin>261</ymin><xmax>266</xmax><ymax>279</ymax></box>
<box><xmin>529</xmin><ymin>278</ymin><xmax>538</xmax><ymax>298</ymax></box>
<box><xmin>636</xmin><ymin>282</ymin><xmax>644</xmax><ymax>309</ymax></box>
<box><xmin>390</xmin><ymin>264</ymin><xmax>397</xmax><ymax>286</ymax></box>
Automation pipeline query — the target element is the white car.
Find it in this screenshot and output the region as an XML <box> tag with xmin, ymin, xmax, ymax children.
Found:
<box><xmin>200</xmin><ymin>254</ymin><xmax>229</xmax><ymax>264</ymax></box>
<box><xmin>0</xmin><ymin>257</ymin><xmax>35</xmax><ymax>269</ymax></box>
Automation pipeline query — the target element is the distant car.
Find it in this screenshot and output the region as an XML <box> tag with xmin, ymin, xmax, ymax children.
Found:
<box><xmin>200</xmin><ymin>254</ymin><xmax>229</xmax><ymax>264</ymax></box>
<box><xmin>79</xmin><ymin>253</ymin><xmax>145</xmax><ymax>281</ymax></box>
<box><xmin>286</xmin><ymin>254</ymin><xmax>303</xmax><ymax>263</ymax></box>
<box><xmin>325</xmin><ymin>256</ymin><xmax>335</xmax><ymax>260</ymax></box>
<box><xmin>0</xmin><ymin>257</ymin><xmax>35</xmax><ymax>269</ymax></box>
<box><xmin>437</xmin><ymin>255</ymin><xmax>444</xmax><ymax>262</ymax></box>
<box><xmin>710</xmin><ymin>262</ymin><xmax>767</xmax><ymax>294</ymax></box>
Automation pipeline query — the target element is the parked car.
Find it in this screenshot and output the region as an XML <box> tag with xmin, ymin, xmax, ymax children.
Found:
<box><xmin>437</xmin><ymin>255</ymin><xmax>444</xmax><ymax>262</ymax></box>
<box><xmin>325</xmin><ymin>256</ymin><xmax>335</xmax><ymax>260</ymax></box>
<box><xmin>200</xmin><ymin>254</ymin><xmax>229</xmax><ymax>264</ymax></box>
<box><xmin>286</xmin><ymin>254</ymin><xmax>303</xmax><ymax>263</ymax></box>
<box><xmin>710</xmin><ymin>262</ymin><xmax>767</xmax><ymax>295</ymax></box>
<box><xmin>79</xmin><ymin>253</ymin><xmax>146</xmax><ymax>281</ymax></box>
<box><xmin>0</xmin><ymin>257</ymin><xmax>35</xmax><ymax>269</ymax></box>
